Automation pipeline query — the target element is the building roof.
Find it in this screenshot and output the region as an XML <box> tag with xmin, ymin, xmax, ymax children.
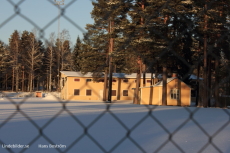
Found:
<box><xmin>152</xmin><ymin>77</ymin><xmax>177</xmax><ymax>87</ymax></box>
<box><xmin>189</xmin><ymin>74</ymin><xmax>203</xmax><ymax>80</ymax></box>
<box><xmin>60</xmin><ymin>71</ymin><xmax>160</xmax><ymax>79</ymax></box>
<box><xmin>60</xmin><ymin>71</ymin><xmax>95</xmax><ymax>77</ymax></box>
<box><xmin>112</xmin><ymin>73</ymin><xmax>159</xmax><ymax>79</ymax></box>
<box><xmin>140</xmin><ymin>77</ymin><xmax>191</xmax><ymax>88</ymax></box>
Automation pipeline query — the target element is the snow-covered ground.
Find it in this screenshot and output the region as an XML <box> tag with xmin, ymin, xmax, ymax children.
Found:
<box><xmin>0</xmin><ymin>97</ymin><xmax>230</xmax><ymax>153</ymax></box>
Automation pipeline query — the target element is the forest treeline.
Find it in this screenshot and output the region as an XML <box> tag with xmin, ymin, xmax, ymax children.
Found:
<box><xmin>1</xmin><ymin>0</ymin><xmax>230</xmax><ymax>107</ymax></box>
<box><xmin>0</xmin><ymin>29</ymin><xmax>73</xmax><ymax>92</ymax></box>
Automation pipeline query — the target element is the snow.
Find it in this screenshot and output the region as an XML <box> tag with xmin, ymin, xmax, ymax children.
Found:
<box><xmin>0</xmin><ymin>98</ymin><xmax>230</xmax><ymax>153</ymax></box>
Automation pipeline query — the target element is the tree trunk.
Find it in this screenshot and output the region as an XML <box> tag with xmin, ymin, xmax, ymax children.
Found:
<box><xmin>196</xmin><ymin>63</ymin><xmax>200</xmax><ymax>106</ymax></box>
<box><xmin>37</xmin><ymin>77</ymin><xmax>39</xmax><ymax>91</ymax></box>
<box><xmin>29</xmin><ymin>73</ymin><xmax>33</xmax><ymax>92</ymax></box>
<box><xmin>133</xmin><ymin>0</ymin><xmax>145</xmax><ymax>104</ymax></box>
<box><xmin>150</xmin><ymin>72</ymin><xmax>153</xmax><ymax>85</ymax></box>
<box><xmin>203</xmin><ymin>1</ymin><xmax>208</xmax><ymax>107</ymax></box>
<box><xmin>162</xmin><ymin>14</ymin><xmax>169</xmax><ymax>106</ymax></box>
<box><xmin>15</xmin><ymin>67</ymin><xmax>19</xmax><ymax>92</ymax></box>
<box><xmin>5</xmin><ymin>74</ymin><xmax>8</xmax><ymax>90</ymax></box>
<box><xmin>22</xmin><ymin>66</ymin><xmax>24</xmax><ymax>91</ymax></box>
<box><xmin>214</xmin><ymin>59</ymin><xmax>219</xmax><ymax>107</ymax></box>
<box><xmin>103</xmin><ymin>65</ymin><xmax>108</xmax><ymax>101</ymax></box>
<box><xmin>108</xmin><ymin>54</ymin><xmax>113</xmax><ymax>102</ymax></box>
<box><xmin>107</xmin><ymin>20</ymin><xmax>114</xmax><ymax>102</ymax></box>
<box><xmin>208</xmin><ymin>57</ymin><xmax>212</xmax><ymax>107</ymax></box>
<box><xmin>48</xmin><ymin>46</ymin><xmax>53</xmax><ymax>92</ymax></box>
<box><xmin>134</xmin><ymin>68</ymin><xmax>141</xmax><ymax>104</ymax></box>
<box><xmin>162</xmin><ymin>66</ymin><xmax>167</xmax><ymax>106</ymax></box>
<box><xmin>12</xmin><ymin>68</ymin><xmax>14</xmax><ymax>91</ymax></box>
<box><xmin>143</xmin><ymin>64</ymin><xmax>146</xmax><ymax>87</ymax></box>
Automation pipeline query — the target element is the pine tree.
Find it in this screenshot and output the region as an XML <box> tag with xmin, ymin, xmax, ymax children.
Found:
<box><xmin>193</xmin><ymin>0</ymin><xmax>230</xmax><ymax>107</ymax></box>
<box><xmin>20</xmin><ymin>30</ymin><xmax>31</xmax><ymax>91</ymax></box>
<box><xmin>123</xmin><ymin>0</ymin><xmax>197</xmax><ymax>104</ymax></box>
<box><xmin>0</xmin><ymin>41</ymin><xmax>10</xmax><ymax>90</ymax></box>
<box><xmin>22</xmin><ymin>31</ymin><xmax>43</xmax><ymax>92</ymax></box>
<box><xmin>60</xmin><ymin>39</ymin><xmax>71</xmax><ymax>71</ymax></box>
<box><xmin>54</xmin><ymin>29</ymin><xmax>72</xmax><ymax>91</ymax></box>
<box><xmin>78</xmin><ymin>32</ymin><xmax>107</xmax><ymax>73</ymax></box>
<box><xmin>9</xmin><ymin>30</ymin><xmax>21</xmax><ymax>92</ymax></box>
<box><xmin>44</xmin><ymin>32</ymin><xmax>56</xmax><ymax>92</ymax></box>
<box><xmin>72</xmin><ymin>36</ymin><xmax>82</xmax><ymax>71</ymax></box>
<box><xmin>81</xmin><ymin>0</ymin><xmax>132</xmax><ymax>101</ymax></box>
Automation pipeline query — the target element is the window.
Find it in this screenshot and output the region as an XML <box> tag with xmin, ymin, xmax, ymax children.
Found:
<box><xmin>99</xmin><ymin>79</ymin><xmax>104</xmax><ymax>82</ymax></box>
<box><xmin>86</xmin><ymin>89</ymin><xmax>92</xmax><ymax>96</ymax></box>
<box><xmin>74</xmin><ymin>78</ymin><xmax>80</xmax><ymax>82</ymax></box>
<box><xmin>123</xmin><ymin>79</ymin><xmax>128</xmax><ymax>83</ymax></box>
<box><xmin>171</xmin><ymin>89</ymin><xmax>179</xmax><ymax>99</ymax></box>
<box><xmin>74</xmin><ymin>89</ymin><xmax>80</xmax><ymax>96</ymax></box>
<box><xmin>112</xmin><ymin>90</ymin><xmax>116</xmax><ymax>96</ymax></box>
<box><xmin>86</xmin><ymin>79</ymin><xmax>92</xmax><ymax>82</ymax></box>
<box><xmin>147</xmin><ymin>80</ymin><xmax>151</xmax><ymax>83</ymax></box>
<box><xmin>112</xmin><ymin>80</ymin><xmax>117</xmax><ymax>82</ymax></box>
<box><xmin>123</xmin><ymin>90</ymin><xmax>128</xmax><ymax>96</ymax></box>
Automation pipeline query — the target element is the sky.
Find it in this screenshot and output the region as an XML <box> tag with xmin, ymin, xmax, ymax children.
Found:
<box><xmin>0</xmin><ymin>0</ymin><xmax>94</xmax><ymax>47</ymax></box>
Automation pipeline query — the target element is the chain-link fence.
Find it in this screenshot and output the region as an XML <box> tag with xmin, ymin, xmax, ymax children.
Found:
<box><xmin>1</xmin><ymin>0</ymin><xmax>230</xmax><ymax>153</ymax></box>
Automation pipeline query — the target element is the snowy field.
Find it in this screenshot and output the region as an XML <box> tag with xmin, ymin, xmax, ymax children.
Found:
<box><xmin>0</xmin><ymin>97</ymin><xmax>230</xmax><ymax>153</ymax></box>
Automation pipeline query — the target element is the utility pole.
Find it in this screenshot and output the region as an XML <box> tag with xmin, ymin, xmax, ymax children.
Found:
<box><xmin>54</xmin><ymin>0</ymin><xmax>64</xmax><ymax>92</ymax></box>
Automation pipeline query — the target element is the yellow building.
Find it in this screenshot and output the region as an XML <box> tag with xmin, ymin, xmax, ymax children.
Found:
<box><xmin>60</xmin><ymin>71</ymin><xmax>158</xmax><ymax>101</ymax></box>
<box><xmin>140</xmin><ymin>77</ymin><xmax>191</xmax><ymax>106</ymax></box>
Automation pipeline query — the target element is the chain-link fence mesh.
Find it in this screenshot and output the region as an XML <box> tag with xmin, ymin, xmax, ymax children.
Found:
<box><xmin>1</xmin><ymin>0</ymin><xmax>230</xmax><ymax>153</ymax></box>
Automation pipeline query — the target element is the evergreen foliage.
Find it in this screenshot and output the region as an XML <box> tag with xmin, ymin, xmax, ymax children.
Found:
<box><xmin>72</xmin><ymin>36</ymin><xmax>82</xmax><ymax>71</ymax></box>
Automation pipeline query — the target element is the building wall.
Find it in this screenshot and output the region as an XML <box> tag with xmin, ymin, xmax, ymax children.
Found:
<box><xmin>141</xmin><ymin>86</ymin><xmax>161</xmax><ymax>105</ymax></box>
<box><xmin>140</xmin><ymin>78</ymin><xmax>191</xmax><ymax>106</ymax></box>
<box><xmin>116</xmin><ymin>78</ymin><xmax>158</xmax><ymax>100</ymax></box>
<box><xmin>166</xmin><ymin>79</ymin><xmax>191</xmax><ymax>106</ymax></box>
<box><xmin>60</xmin><ymin>72</ymin><xmax>158</xmax><ymax>101</ymax></box>
<box><xmin>66</xmin><ymin>77</ymin><xmax>104</xmax><ymax>100</ymax></box>
<box><xmin>118</xmin><ymin>78</ymin><xmax>135</xmax><ymax>100</ymax></box>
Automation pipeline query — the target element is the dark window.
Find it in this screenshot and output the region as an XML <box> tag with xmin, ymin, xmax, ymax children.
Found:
<box><xmin>123</xmin><ymin>90</ymin><xmax>128</xmax><ymax>96</ymax></box>
<box><xmin>147</xmin><ymin>80</ymin><xmax>151</xmax><ymax>83</ymax></box>
<box><xmin>112</xmin><ymin>90</ymin><xmax>116</xmax><ymax>96</ymax></box>
<box><xmin>86</xmin><ymin>79</ymin><xmax>92</xmax><ymax>82</ymax></box>
<box><xmin>99</xmin><ymin>79</ymin><xmax>104</xmax><ymax>82</ymax></box>
<box><xmin>74</xmin><ymin>89</ymin><xmax>80</xmax><ymax>95</ymax></box>
<box><xmin>86</xmin><ymin>90</ymin><xmax>92</xmax><ymax>96</ymax></box>
<box><xmin>171</xmin><ymin>89</ymin><xmax>179</xmax><ymax>99</ymax></box>
<box><xmin>123</xmin><ymin>79</ymin><xmax>128</xmax><ymax>83</ymax></box>
<box><xmin>74</xmin><ymin>78</ymin><xmax>80</xmax><ymax>82</ymax></box>
<box><xmin>112</xmin><ymin>80</ymin><xmax>117</xmax><ymax>82</ymax></box>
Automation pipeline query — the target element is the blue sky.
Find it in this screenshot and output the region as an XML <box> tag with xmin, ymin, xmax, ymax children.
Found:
<box><xmin>0</xmin><ymin>0</ymin><xmax>94</xmax><ymax>47</ymax></box>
